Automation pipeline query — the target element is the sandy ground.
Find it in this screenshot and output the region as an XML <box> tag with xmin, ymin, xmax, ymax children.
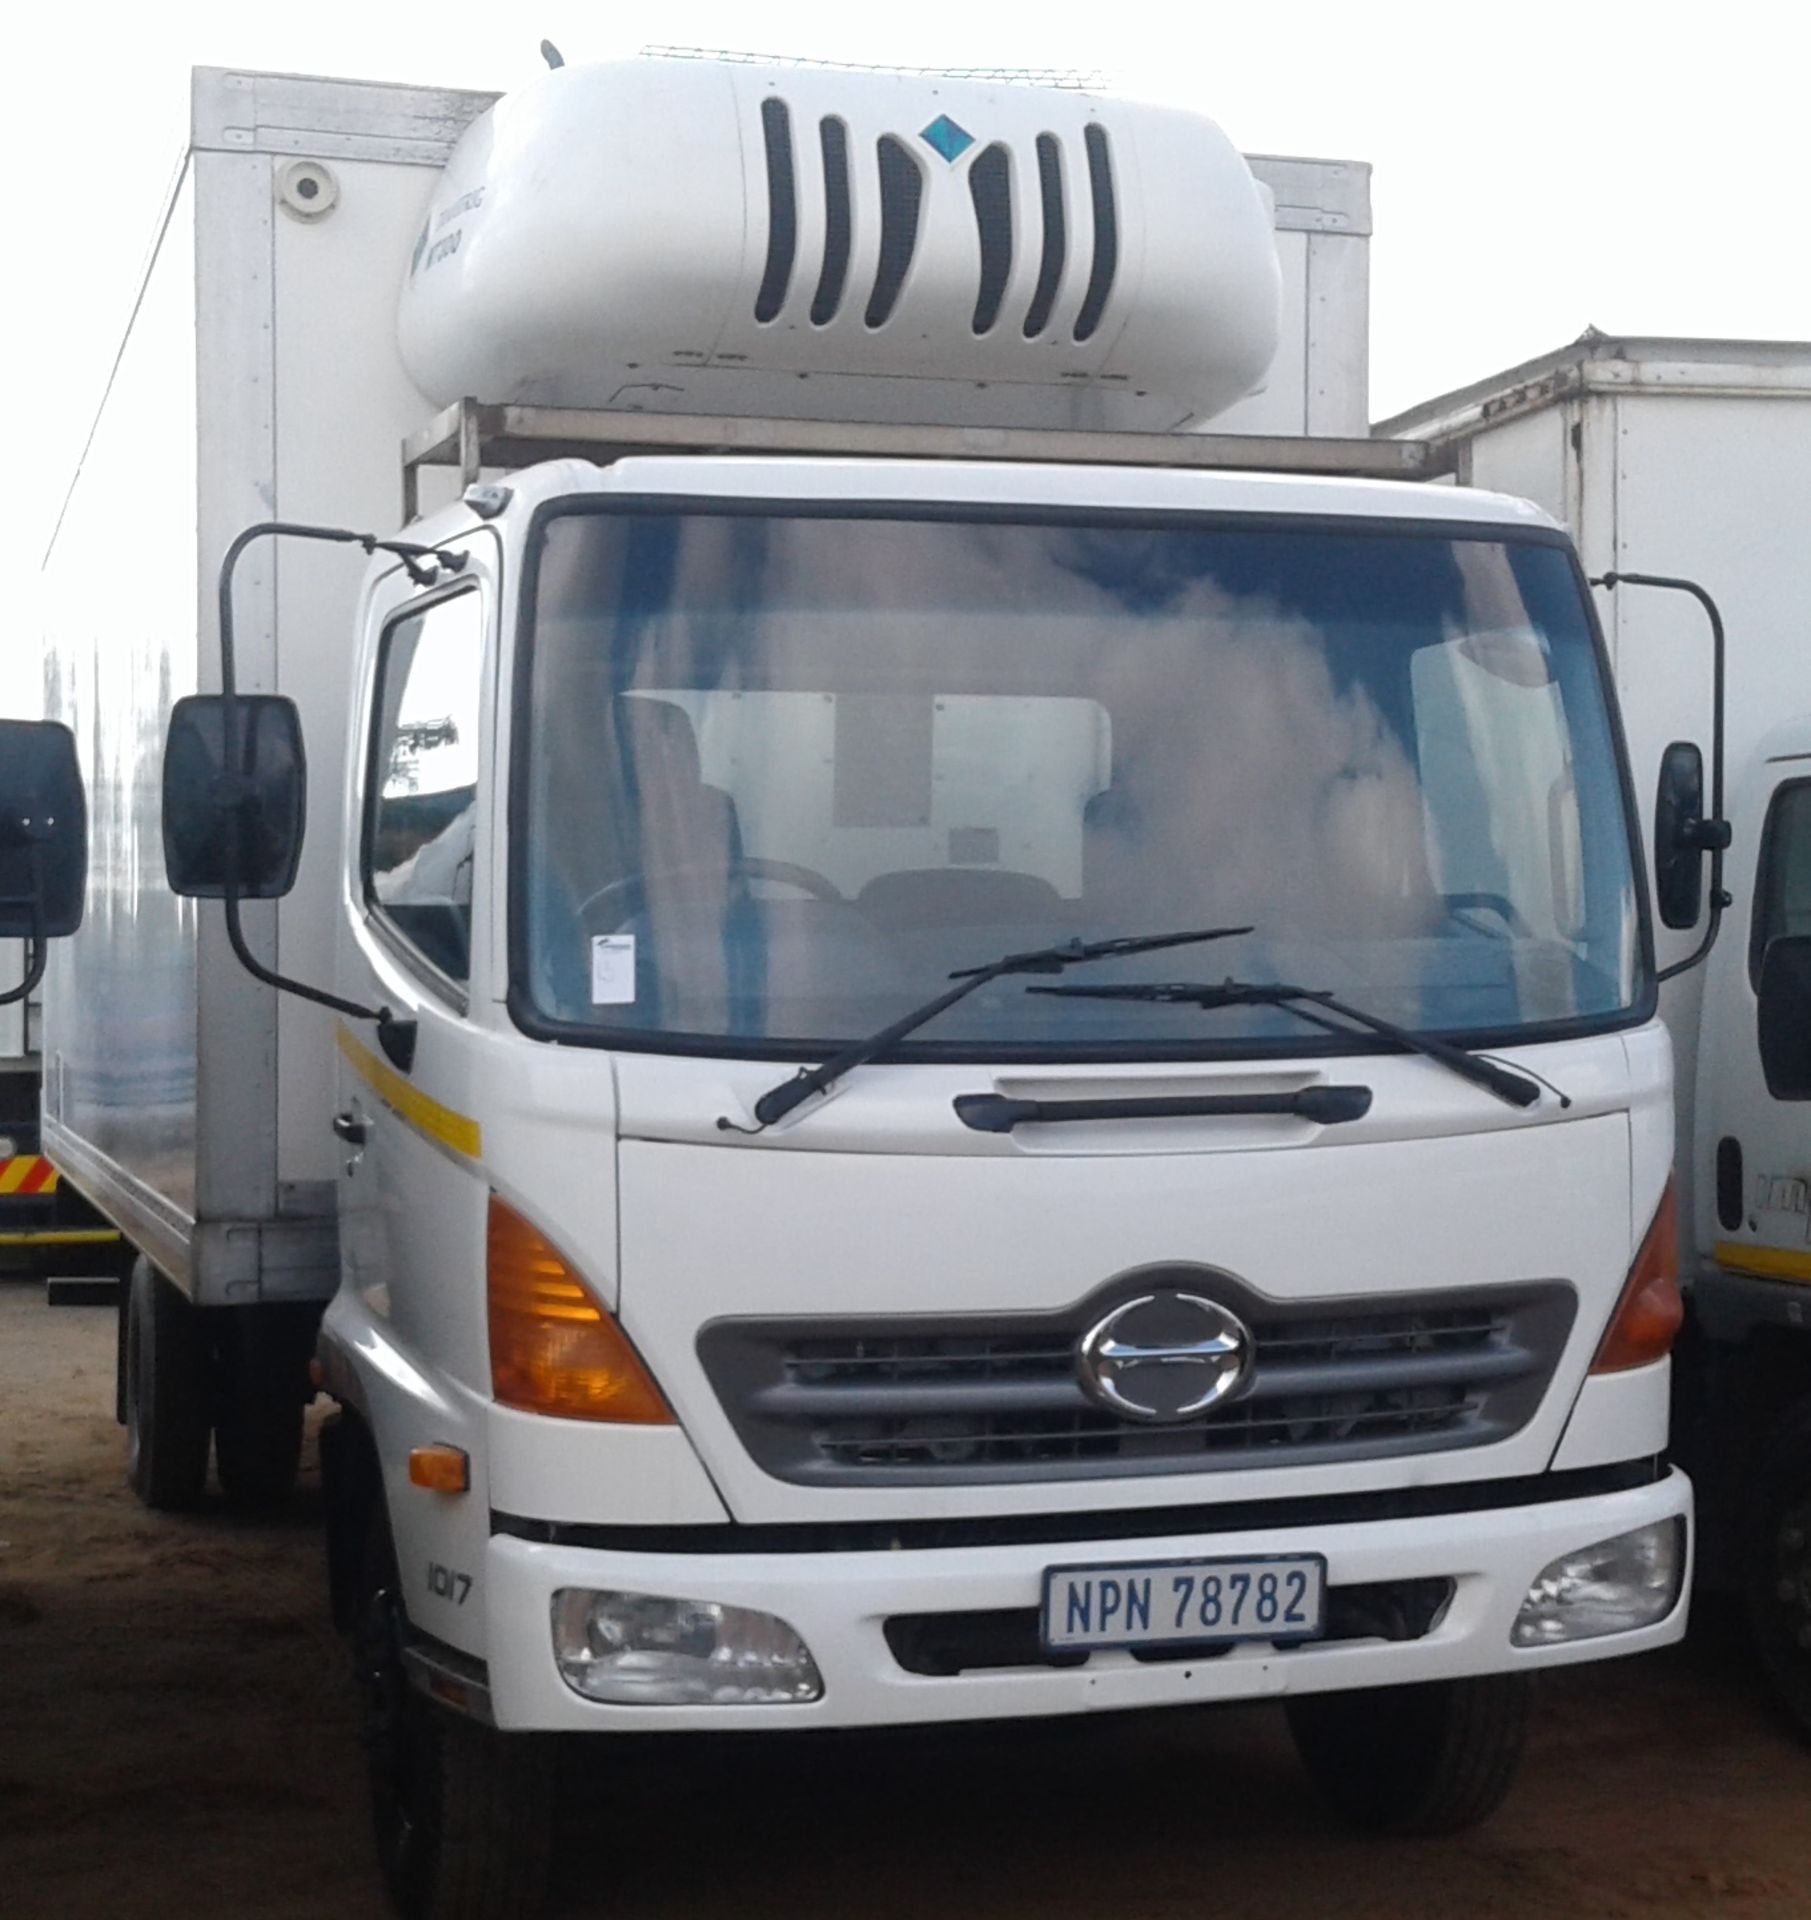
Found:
<box><xmin>3</xmin><ymin>1277</ymin><xmax>1810</xmax><ymax>1920</ymax></box>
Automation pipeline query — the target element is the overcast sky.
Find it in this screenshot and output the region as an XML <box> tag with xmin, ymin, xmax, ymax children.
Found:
<box><xmin>9</xmin><ymin>0</ymin><xmax>1806</xmax><ymax>702</ymax></box>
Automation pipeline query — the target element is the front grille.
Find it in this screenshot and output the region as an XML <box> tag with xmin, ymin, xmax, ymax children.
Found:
<box><xmin>885</xmin><ymin>1578</ymin><xmax>1455</xmax><ymax>1677</ymax></box>
<box><xmin>697</xmin><ymin>1275</ymin><xmax>1576</xmax><ymax>1487</ymax></box>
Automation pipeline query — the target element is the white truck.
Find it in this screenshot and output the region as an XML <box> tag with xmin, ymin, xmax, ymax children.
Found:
<box><xmin>30</xmin><ymin>58</ymin><xmax>1695</xmax><ymax>1919</ymax></box>
<box><xmin>1383</xmin><ymin>335</ymin><xmax>1811</xmax><ymax>1740</ymax></box>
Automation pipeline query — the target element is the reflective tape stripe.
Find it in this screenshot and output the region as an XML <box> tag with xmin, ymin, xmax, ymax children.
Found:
<box><xmin>0</xmin><ymin>1156</ymin><xmax>59</xmax><ymax>1196</ymax></box>
<box><xmin>0</xmin><ymin>1228</ymin><xmax>121</xmax><ymax>1246</ymax></box>
<box><xmin>1713</xmin><ymin>1240</ymin><xmax>1811</xmax><ymax>1285</ymax></box>
<box><xmin>336</xmin><ymin>1025</ymin><xmax>482</xmax><ymax>1161</ymax></box>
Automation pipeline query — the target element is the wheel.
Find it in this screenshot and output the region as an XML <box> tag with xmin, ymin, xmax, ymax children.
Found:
<box><xmin>212</xmin><ymin>1306</ymin><xmax>313</xmax><ymax>1509</ymax></box>
<box><xmin>1745</xmin><ymin>1397</ymin><xmax>1811</xmax><ymax>1743</ymax></box>
<box><xmin>356</xmin><ymin>1505</ymin><xmax>555</xmax><ymax>1920</ymax></box>
<box><xmin>123</xmin><ymin>1256</ymin><xmax>210</xmax><ymax>1511</ymax></box>
<box><xmin>1286</xmin><ymin>1673</ymin><xmax>1532</xmax><ymax>1836</ymax></box>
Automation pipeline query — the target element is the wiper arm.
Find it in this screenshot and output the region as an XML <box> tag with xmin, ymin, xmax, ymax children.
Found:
<box><xmin>745</xmin><ymin>927</ymin><xmax>1253</xmax><ymax>1128</ymax></box>
<box><xmin>1028</xmin><ymin>979</ymin><xmax>1543</xmax><ymax>1110</ymax></box>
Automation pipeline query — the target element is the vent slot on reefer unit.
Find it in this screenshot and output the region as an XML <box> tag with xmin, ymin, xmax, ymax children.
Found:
<box><xmin>755</xmin><ymin>96</ymin><xmax>797</xmax><ymax>323</ymax></box>
<box><xmin>866</xmin><ymin>135</ymin><xmax>925</xmax><ymax>329</ymax></box>
<box><xmin>1023</xmin><ymin>133</ymin><xmax>1067</xmax><ymax>339</ymax></box>
<box><xmin>968</xmin><ymin>143</ymin><xmax>1013</xmax><ymax>336</ymax></box>
<box><xmin>1073</xmin><ymin>123</ymin><xmax>1119</xmax><ymax>343</ymax></box>
<box><xmin>811</xmin><ymin>116</ymin><xmax>853</xmax><ymax>325</ymax></box>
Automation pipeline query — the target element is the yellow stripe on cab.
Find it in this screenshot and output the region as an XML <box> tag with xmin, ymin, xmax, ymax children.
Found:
<box><xmin>336</xmin><ymin>1024</ymin><xmax>482</xmax><ymax>1160</ymax></box>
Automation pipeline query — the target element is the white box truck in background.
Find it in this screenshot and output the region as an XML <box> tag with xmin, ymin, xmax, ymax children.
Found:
<box><xmin>31</xmin><ymin>59</ymin><xmax>1701</xmax><ymax>1920</ymax></box>
<box><xmin>1382</xmin><ymin>335</ymin><xmax>1811</xmax><ymax>1739</ymax></box>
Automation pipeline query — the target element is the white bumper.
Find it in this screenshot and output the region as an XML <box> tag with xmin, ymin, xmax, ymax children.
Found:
<box><xmin>481</xmin><ymin>1469</ymin><xmax>1691</xmax><ymax>1731</ymax></box>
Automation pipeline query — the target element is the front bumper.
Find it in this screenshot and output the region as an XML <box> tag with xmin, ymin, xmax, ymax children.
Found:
<box><xmin>481</xmin><ymin>1468</ymin><xmax>1692</xmax><ymax>1731</ymax></box>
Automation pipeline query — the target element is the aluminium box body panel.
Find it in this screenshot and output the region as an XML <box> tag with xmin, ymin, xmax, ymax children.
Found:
<box><xmin>40</xmin><ymin>72</ymin><xmax>455</xmax><ymax>1302</ymax></box>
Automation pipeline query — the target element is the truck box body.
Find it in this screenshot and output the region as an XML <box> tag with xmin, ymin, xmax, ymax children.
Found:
<box><xmin>40</xmin><ymin>67</ymin><xmax>1374</xmax><ymax>1303</ymax></box>
<box><xmin>42</xmin><ymin>73</ymin><xmax>502</xmax><ymax>1300</ymax></box>
<box><xmin>1378</xmin><ymin>337</ymin><xmax>1811</xmax><ymax>1252</ymax></box>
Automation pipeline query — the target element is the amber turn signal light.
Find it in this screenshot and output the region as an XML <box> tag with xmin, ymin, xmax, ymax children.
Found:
<box><xmin>409</xmin><ymin>1444</ymin><xmax>471</xmax><ymax>1493</ymax></box>
<box><xmin>1592</xmin><ymin>1179</ymin><xmax>1684</xmax><ymax>1373</ymax></box>
<box><xmin>487</xmin><ymin>1197</ymin><xmax>674</xmax><ymax>1423</ymax></box>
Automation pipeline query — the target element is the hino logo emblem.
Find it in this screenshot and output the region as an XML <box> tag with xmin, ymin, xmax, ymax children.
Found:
<box><xmin>1077</xmin><ymin>1291</ymin><xmax>1253</xmax><ymax>1423</ymax></box>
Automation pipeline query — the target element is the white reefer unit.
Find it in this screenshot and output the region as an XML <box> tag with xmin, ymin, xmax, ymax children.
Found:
<box><xmin>41</xmin><ymin>62</ymin><xmax>1371</xmax><ymax>1303</ymax></box>
<box><xmin>399</xmin><ymin>59</ymin><xmax>1284</xmax><ymax>431</ymax></box>
<box><xmin>398</xmin><ymin>58</ymin><xmax>1371</xmax><ymax>436</ymax></box>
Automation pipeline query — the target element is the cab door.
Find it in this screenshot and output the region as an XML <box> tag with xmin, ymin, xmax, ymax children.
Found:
<box><xmin>334</xmin><ymin>540</ymin><xmax>496</xmax><ymax>1400</ymax></box>
<box><xmin>1698</xmin><ymin>737</ymin><xmax>1811</xmax><ymax>1280</ymax></box>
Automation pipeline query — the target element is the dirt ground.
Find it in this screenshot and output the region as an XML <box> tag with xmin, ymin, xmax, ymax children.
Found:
<box><xmin>3</xmin><ymin>1278</ymin><xmax>1809</xmax><ymax>1920</ymax></box>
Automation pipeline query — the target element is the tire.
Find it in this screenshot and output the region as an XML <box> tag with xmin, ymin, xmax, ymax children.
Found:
<box><xmin>1286</xmin><ymin>1673</ymin><xmax>1532</xmax><ymax>1836</ymax></box>
<box><xmin>123</xmin><ymin>1256</ymin><xmax>211</xmax><ymax>1511</ymax></box>
<box><xmin>1745</xmin><ymin>1396</ymin><xmax>1811</xmax><ymax>1744</ymax></box>
<box><xmin>213</xmin><ymin>1307</ymin><xmax>312</xmax><ymax>1509</ymax></box>
<box><xmin>356</xmin><ymin>1506</ymin><xmax>555</xmax><ymax>1920</ymax></box>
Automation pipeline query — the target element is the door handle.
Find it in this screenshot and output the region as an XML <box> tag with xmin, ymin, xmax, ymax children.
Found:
<box><xmin>332</xmin><ymin>1111</ymin><xmax>368</xmax><ymax>1146</ymax></box>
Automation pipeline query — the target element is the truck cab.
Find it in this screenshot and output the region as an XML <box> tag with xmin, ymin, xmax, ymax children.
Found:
<box><xmin>282</xmin><ymin>438</ymin><xmax>1692</xmax><ymax>1913</ymax></box>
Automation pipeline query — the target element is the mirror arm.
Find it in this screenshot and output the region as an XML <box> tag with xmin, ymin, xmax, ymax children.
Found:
<box><xmin>214</xmin><ymin>522</ymin><xmax>461</xmax><ymax>1061</ymax></box>
<box><xmin>0</xmin><ymin>941</ymin><xmax>45</xmax><ymax>1009</ymax></box>
<box><xmin>1592</xmin><ymin>571</ymin><xmax>1731</xmax><ymax>982</ymax></box>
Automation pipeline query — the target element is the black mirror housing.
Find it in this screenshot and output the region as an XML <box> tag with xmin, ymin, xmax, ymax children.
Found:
<box><xmin>163</xmin><ymin>694</ymin><xmax>307</xmax><ymax>899</ymax></box>
<box><xmin>0</xmin><ymin>719</ymin><xmax>88</xmax><ymax>938</ymax></box>
<box><xmin>1758</xmin><ymin>935</ymin><xmax>1811</xmax><ymax>1101</ymax></box>
<box><xmin>1654</xmin><ymin>740</ymin><xmax>1707</xmax><ymax>931</ymax></box>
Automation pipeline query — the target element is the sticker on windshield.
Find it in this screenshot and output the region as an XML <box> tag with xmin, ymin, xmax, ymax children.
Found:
<box><xmin>590</xmin><ymin>935</ymin><xmax>636</xmax><ymax>1005</ymax></box>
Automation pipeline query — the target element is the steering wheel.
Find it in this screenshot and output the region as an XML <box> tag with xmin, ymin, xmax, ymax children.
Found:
<box><xmin>578</xmin><ymin>857</ymin><xmax>845</xmax><ymax>923</ymax></box>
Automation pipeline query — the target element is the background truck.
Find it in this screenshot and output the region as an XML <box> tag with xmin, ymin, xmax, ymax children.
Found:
<box><xmin>1381</xmin><ymin>336</ymin><xmax>1811</xmax><ymax>1738</ymax></box>
<box><xmin>0</xmin><ymin>954</ymin><xmax>116</xmax><ymax>1277</ymax></box>
<box><xmin>37</xmin><ymin>57</ymin><xmax>1699</xmax><ymax>1920</ymax></box>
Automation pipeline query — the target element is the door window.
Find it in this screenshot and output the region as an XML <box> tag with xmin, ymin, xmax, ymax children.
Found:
<box><xmin>365</xmin><ymin>590</ymin><xmax>484</xmax><ymax>984</ymax></box>
<box><xmin>1748</xmin><ymin>779</ymin><xmax>1811</xmax><ymax>989</ymax></box>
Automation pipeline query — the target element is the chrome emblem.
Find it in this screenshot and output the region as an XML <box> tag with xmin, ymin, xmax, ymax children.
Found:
<box><xmin>1077</xmin><ymin>1292</ymin><xmax>1253</xmax><ymax>1423</ymax></box>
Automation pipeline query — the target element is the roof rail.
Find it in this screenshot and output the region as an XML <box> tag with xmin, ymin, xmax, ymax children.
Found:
<box><xmin>400</xmin><ymin>399</ymin><xmax>1446</xmax><ymax>521</ymax></box>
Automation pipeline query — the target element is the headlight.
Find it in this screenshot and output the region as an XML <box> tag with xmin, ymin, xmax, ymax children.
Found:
<box><xmin>1511</xmin><ymin>1518</ymin><xmax>1686</xmax><ymax>1647</ymax></box>
<box><xmin>551</xmin><ymin>1588</ymin><xmax>823</xmax><ymax>1705</ymax></box>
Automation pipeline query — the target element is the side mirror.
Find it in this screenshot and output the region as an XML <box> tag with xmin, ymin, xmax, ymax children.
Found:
<box><xmin>1758</xmin><ymin>935</ymin><xmax>1811</xmax><ymax>1101</ymax></box>
<box><xmin>163</xmin><ymin>694</ymin><xmax>307</xmax><ymax>899</ymax></box>
<box><xmin>1654</xmin><ymin>740</ymin><xmax>1718</xmax><ymax>932</ymax></box>
<box><xmin>0</xmin><ymin>719</ymin><xmax>87</xmax><ymax>938</ymax></box>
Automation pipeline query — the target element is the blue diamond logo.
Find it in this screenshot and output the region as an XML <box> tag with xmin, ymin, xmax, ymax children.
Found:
<box><xmin>920</xmin><ymin>114</ymin><xmax>975</xmax><ymax>163</ymax></box>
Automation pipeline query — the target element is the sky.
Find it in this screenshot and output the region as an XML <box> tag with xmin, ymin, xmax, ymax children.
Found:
<box><xmin>8</xmin><ymin>0</ymin><xmax>1807</xmax><ymax>713</ymax></box>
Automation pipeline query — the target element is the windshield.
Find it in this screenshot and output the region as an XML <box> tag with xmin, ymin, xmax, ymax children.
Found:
<box><xmin>515</xmin><ymin>506</ymin><xmax>1643</xmax><ymax>1056</ymax></box>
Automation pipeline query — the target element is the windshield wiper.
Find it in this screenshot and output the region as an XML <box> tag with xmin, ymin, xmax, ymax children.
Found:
<box><xmin>1028</xmin><ymin>978</ymin><xmax>1543</xmax><ymax>1109</ymax></box>
<box><xmin>744</xmin><ymin>927</ymin><xmax>1253</xmax><ymax>1128</ymax></box>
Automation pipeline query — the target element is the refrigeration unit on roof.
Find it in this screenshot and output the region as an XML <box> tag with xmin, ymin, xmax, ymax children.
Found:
<box><xmin>396</xmin><ymin>57</ymin><xmax>1284</xmax><ymax>434</ymax></box>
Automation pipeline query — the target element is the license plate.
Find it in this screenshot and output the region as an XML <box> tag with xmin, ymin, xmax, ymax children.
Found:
<box><xmin>1041</xmin><ymin>1554</ymin><xmax>1327</xmax><ymax>1653</ymax></box>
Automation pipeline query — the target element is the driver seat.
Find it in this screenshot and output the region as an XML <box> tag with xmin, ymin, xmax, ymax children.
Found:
<box><xmin>615</xmin><ymin>697</ymin><xmax>743</xmax><ymax>876</ymax></box>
